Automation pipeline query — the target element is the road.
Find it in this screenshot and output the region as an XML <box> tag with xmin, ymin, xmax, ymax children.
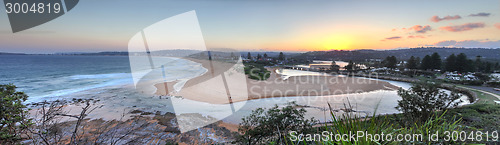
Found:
<box><xmin>465</xmin><ymin>85</ymin><xmax>500</xmax><ymax>96</ymax></box>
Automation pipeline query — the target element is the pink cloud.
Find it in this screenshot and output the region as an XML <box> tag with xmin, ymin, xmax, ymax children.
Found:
<box><xmin>408</xmin><ymin>25</ymin><xmax>432</xmax><ymax>33</ymax></box>
<box><xmin>408</xmin><ymin>35</ymin><xmax>425</xmax><ymax>39</ymax></box>
<box><xmin>430</xmin><ymin>15</ymin><xmax>461</xmax><ymax>22</ymax></box>
<box><xmin>382</xmin><ymin>36</ymin><xmax>402</xmax><ymax>41</ymax></box>
<box><xmin>439</xmin><ymin>23</ymin><xmax>485</xmax><ymax>32</ymax></box>
<box><xmin>495</xmin><ymin>23</ymin><xmax>500</xmax><ymax>29</ymax></box>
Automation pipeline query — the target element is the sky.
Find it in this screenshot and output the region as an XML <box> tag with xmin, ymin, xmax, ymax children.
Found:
<box><xmin>0</xmin><ymin>0</ymin><xmax>499</xmax><ymax>53</ymax></box>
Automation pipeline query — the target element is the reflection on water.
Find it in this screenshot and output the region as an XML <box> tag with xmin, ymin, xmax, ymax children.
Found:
<box><xmin>295</xmin><ymin>60</ymin><xmax>367</xmax><ymax>70</ymax></box>
<box><xmin>275</xmin><ymin>69</ymin><xmax>335</xmax><ymax>80</ymax></box>
<box><xmin>180</xmin><ymin>69</ymin><xmax>469</xmax><ymax>124</ymax></box>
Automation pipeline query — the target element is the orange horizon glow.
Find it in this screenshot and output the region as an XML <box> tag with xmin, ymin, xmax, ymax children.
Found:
<box><xmin>1</xmin><ymin>0</ymin><xmax>499</xmax><ymax>53</ymax></box>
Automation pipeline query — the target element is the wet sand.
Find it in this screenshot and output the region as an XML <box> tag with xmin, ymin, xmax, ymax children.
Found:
<box><xmin>154</xmin><ymin>58</ymin><xmax>399</xmax><ymax>104</ymax></box>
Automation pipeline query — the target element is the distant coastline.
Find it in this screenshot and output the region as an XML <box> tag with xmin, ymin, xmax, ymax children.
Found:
<box><xmin>0</xmin><ymin>52</ymin><xmax>27</xmax><ymax>55</ymax></box>
<box><xmin>3</xmin><ymin>47</ymin><xmax>500</xmax><ymax>61</ymax></box>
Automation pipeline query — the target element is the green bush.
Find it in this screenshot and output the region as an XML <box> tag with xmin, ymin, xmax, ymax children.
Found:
<box><xmin>396</xmin><ymin>81</ymin><xmax>461</xmax><ymax>123</ymax></box>
<box><xmin>235</xmin><ymin>102</ymin><xmax>467</xmax><ymax>144</ymax></box>
<box><xmin>0</xmin><ymin>84</ymin><xmax>32</xmax><ymax>144</ymax></box>
<box><xmin>234</xmin><ymin>102</ymin><xmax>317</xmax><ymax>144</ymax></box>
<box><xmin>243</xmin><ymin>63</ymin><xmax>271</xmax><ymax>80</ymax></box>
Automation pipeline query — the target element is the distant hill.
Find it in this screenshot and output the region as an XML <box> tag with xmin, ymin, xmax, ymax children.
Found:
<box><xmin>57</xmin><ymin>51</ymin><xmax>129</xmax><ymax>56</ymax></box>
<box><xmin>61</xmin><ymin>50</ymin><xmax>202</xmax><ymax>57</ymax></box>
<box><xmin>5</xmin><ymin>47</ymin><xmax>498</xmax><ymax>63</ymax></box>
<box><xmin>239</xmin><ymin>51</ymin><xmax>301</xmax><ymax>58</ymax></box>
<box><xmin>296</xmin><ymin>47</ymin><xmax>500</xmax><ymax>62</ymax></box>
<box><xmin>0</xmin><ymin>52</ymin><xmax>26</xmax><ymax>55</ymax></box>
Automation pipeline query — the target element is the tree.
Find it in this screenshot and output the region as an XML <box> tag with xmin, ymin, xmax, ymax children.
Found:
<box><xmin>0</xmin><ymin>84</ymin><xmax>31</xmax><ymax>144</ymax></box>
<box><xmin>234</xmin><ymin>102</ymin><xmax>317</xmax><ymax>144</ymax></box>
<box><xmin>430</xmin><ymin>52</ymin><xmax>442</xmax><ymax>70</ymax></box>
<box><xmin>278</xmin><ymin>52</ymin><xmax>285</xmax><ymax>61</ymax></box>
<box><xmin>415</xmin><ymin>57</ymin><xmax>421</xmax><ymax>68</ymax></box>
<box><xmin>485</xmin><ymin>62</ymin><xmax>492</xmax><ymax>73</ymax></box>
<box><xmin>420</xmin><ymin>55</ymin><xmax>432</xmax><ymax>70</ymax></box>
<box><xmin>473</xmin><ymin>56</ymin><xmax>494</xmax><ymax>73</ymax></box>
<box><xmin>475</xmin><ymin>56</ymin><xmax>483</xmax><ymax>72</ymax></box>
<box><xmin>384</xmin><ymin>56</ymin><xmax>397</xmax><ymax>69</ymax></box>
<box><xmin>406</xmin><ymin>56</ymin><xmax>418</xmax><ymax>70</ymax></box>
<box><xmin>455</xmin><ymin>53</ymin><xmax>469</xmax><ymax>72</ymax></box>
<box><xmin>329</xmin><ymin>61</ymin><xmax>340</xmax><ymax>72</ymax></box>
<box><xmin>466</xmin><ymin>59</ymin><xmax>475</xmax><ymax>72</ymax></box>
<box><xmin>247</xmin><ymin>52</ymin><xmax>252</xmax><ymax>59</ymax></box>
<box><xmin>445</xmin><ymin>54</ymin><xmax>457</xmax><ymax>72</ymax></box>
<box><xmin>396</xmin><ymin>81</ymin><xmax>461</xmax><ymax>123</ymax></box>
<box><xmin>345</xmin><ymin>60</ymin><xmax>357</xmax><ymax>72</ymax></box>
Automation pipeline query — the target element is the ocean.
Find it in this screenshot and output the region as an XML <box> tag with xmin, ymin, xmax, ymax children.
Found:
<box><xmin>0</xmin><ymin>55</ymin><xmax>205</xmax><ymax>103</ymax></box>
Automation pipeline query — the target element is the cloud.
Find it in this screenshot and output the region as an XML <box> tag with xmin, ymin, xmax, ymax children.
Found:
<box><xmin>434</xmin><ymin>39</ymin><xmax>500</xmax><ymax>48</ymax></box>
<box><xmin>495</xmin><ymin>23</ymin><xmax>500</xmax><ymax>29</ymax></box>
<box><xmin>430</xmin><ymin>15</ymin><xmax>461</xmax><ymax>22</ymax></box>
<box><xmin>434</xmin><ymin>40</ymin><xmax>458</xmax><ymax>46</ymax></box>
<box><xmin>382</xmin><ymin>36</ymin><xmax>402</xmax><ymax>41</ymax></box>
<box><xmin>469</xmin><ymin>12</ymin><xmax>491</xmax><ymax>17</ymax></box>
<box><xmin>439</xmin><ymin>22</ymin><xmax>485</xmax><ymax>32</ymax></box>
<box><xmin>408</xmin><ymin>25</ymin><xmax>432</xmax><ymax>33</ymax></box>
<box><xmin>408</xmin><ymin>35</ymin><xmax>425</xmax><ymax>39</ymax></box>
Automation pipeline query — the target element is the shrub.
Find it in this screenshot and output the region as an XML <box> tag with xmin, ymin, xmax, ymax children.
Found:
<box><xmin>243</xmin><ymin>63</ymin><xmax>271</xmax><ymax>80</ymax></box>
<box><xmin>0</xmin><ymin>84</ymin><xmax>32</xmax><ymax>144</ymax></box>
<box><xmin>396</xmin><ymin>81</ymin><xmax>461</xmax><ymax>124</ymax></box>
<box><xmin>234</xmin><ymin>102</ymin><xmax>317</xmax><ymax>144</ymax></box>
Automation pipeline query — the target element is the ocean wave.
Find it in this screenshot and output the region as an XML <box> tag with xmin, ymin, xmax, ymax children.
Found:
<box><xmin>27</xmin><ymin>76</ymin><xmax>133</xmax><ymax>103</ymax></box>
<box><xmin>70</xmin><ymin>73</ymin><xmax>130</xmax><ymax>79</ymax></box>
<box><xmin>25</xmin><ymin>57</ymin><xmax>208</xmax><ymax>103</ymax></box>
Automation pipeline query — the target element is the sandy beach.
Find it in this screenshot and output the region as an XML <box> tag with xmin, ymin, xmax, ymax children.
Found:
<box><xmin>154</xmin><ymin>58</ymin><xmax>400</xmax><ymax>104</ymax></box>
<box><xmin>21</xmin><ymin>57</ymin><xmax>406</xmax><ymax>144</ymax></box>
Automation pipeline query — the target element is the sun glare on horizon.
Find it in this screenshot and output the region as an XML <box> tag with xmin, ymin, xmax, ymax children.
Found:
<box><xmin>321</xmin><ymin>35</ymin><xmax>353</xmax><ymax>50</ymax></box>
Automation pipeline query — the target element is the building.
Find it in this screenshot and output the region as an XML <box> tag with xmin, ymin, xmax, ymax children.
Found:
<box><xmin>309</xmin><ymin>64</ymin><xmax>331</xmax><ymax>71</ymax></box>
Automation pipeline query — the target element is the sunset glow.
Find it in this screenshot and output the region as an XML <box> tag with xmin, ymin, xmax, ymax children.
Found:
<box><xmin>321</xmin><ymin>35</ymin><xmax>353</xmax><ymax>50</ymax></box>
<box><xmin>0</xmin><ymin>0</ymin><xmax>499</xmax><ymax>53</ymax></box>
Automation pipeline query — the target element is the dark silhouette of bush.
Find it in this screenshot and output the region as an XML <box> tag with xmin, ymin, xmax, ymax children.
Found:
<box><xmin>396</xmin><ymin>81</ymin><xmax>461</xmax><ymax>124</ymax></box>
<box><xmin>234</xmin><ymin>102</ymin><xmax>317</xmax><ymax>144</ymax></box>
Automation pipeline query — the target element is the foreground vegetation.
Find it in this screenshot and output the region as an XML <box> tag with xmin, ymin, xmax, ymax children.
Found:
<box><xmin>0</xmin><ymin>84</ymin><xmax>233</xmax><ymax>144</ymax></box>
<box><xmin>0</xmin><ymin>84</ymin><xmax>30</xmax><ymax>144</ymax></box>
<box><xmin>1</xmin><ymin>78</ymin><xmax>498</xmax><ymax>144</ymax></box>
<box><xmin>234</xmin><ymin>81</ymin><xmax>499</xmax><ymax>144</ymax></box>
